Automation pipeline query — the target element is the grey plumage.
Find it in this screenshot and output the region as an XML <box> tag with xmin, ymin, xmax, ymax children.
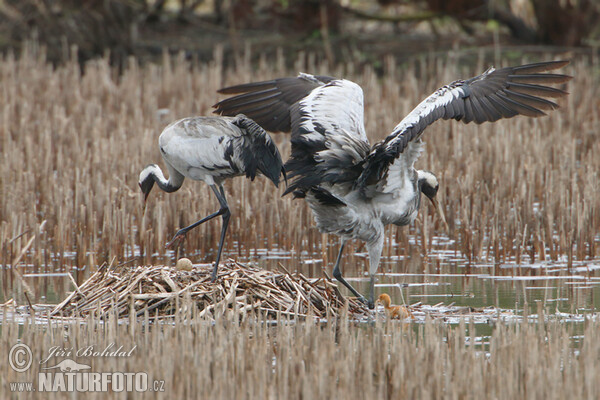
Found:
<box><xmin>214</xmin><ymin>60</ymin><xmax>571</xmax><ymax>307</ymax></box>
<box><xmin>357</xmin><ymin>60</ymin><xmax>571</xmax><ymax>190</ymax></box>
<box><xmin>215</xmin><ymin>74</ymin><xmax>336</xmax><ymax>132</ymax></box>
<box><xmin>138</xmin><ymin>114</ymin><xmax>285</xmax><ymax>282</ymax></box>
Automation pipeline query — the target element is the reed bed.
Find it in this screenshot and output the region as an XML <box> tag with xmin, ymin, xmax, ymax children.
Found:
<box><xmin>42</xmin><ymin>259</ymin><xmax>527</xmax><ymax>322</ymax></box>
<box><xmin>49</xmin><ymin>261</ymin><xmax>369</xmax><ymax>319</ymax></box>
<box><xmin>1</xmin><ymin>306</ymin><xmax>599</xmax><ymax>399</ymax></box>
<box><xmin>0</xmin><ymin>43</ymin><xmax>598</xmax><ymax>303</ymax></box>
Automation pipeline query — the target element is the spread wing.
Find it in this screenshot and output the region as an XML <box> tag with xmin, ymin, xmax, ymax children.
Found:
<box><xmin>285</xmin><ymin>78</ymin><xmax>370</xmax><ymax>194</ymax></box>
<box><xmin>214</xmin><ymin>74</ymin><xmax>371</xmax><ymax>195</ymax></box>
<box><xmin>358</xmin><ymin>60</ymin><xmax>572</xmax><ymax>192</ymax></box>
<box><xmin>214</xmin><ymin>73</ymin><xmax>335</xmax><ymax>132</ymax></box>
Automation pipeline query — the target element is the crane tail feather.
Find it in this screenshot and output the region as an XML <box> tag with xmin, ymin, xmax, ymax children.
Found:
<box><xmin>233</xmin><ymin>115</ymin><xmax>285</xmax><ymax>187</ymax></box>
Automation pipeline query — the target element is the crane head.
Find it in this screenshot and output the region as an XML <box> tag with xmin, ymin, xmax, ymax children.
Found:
<box><xmin>417</xmin><ymin>170</ymin><xmax>449</xmax><ymax>233</ymax></box>
<box><xmin>138</xmin><ymin>164</ymin><xmax>158</xmax><ymax>203</ymax></box>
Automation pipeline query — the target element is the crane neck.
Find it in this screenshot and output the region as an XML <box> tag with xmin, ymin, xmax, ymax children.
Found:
<box><xmin>139</xmin><ymin>164</ymin><xmax>183</xmax><ymax>197</ymax></box>
<box><xmin>150</xmin><ymin>165</ymin><xmax>181</xmax><ymax>193</ymax></box>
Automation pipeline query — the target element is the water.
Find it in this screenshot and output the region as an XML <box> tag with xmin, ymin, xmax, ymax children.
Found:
<box><xmin>3</xmin><ymin>234</ymin><xmax>599</xmax><ymax>327</ymax></box>
<box><xmin>225</xmin><ymin>234</ymin><xmax>600</xmax><ymax>317</ymax></box>
<box><xmin>2</xmin><ymin>238</ymin><xmax>599</xmax><ymax>353</ymax></box>
<box><xmin>232</xmin><ymin>233</ymin><xmax>600</xmax><ymax>346</ymax></box>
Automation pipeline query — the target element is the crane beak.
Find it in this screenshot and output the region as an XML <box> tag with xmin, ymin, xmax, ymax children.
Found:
<box><xmin>428</xmin><ymin>196</ymin><xmax>449</xmax><ymax>234</ymax></box>
<box><xmin>139</xmin><ymin>182</ymin><xmax>149</xmax><ymax>208</ymax></box>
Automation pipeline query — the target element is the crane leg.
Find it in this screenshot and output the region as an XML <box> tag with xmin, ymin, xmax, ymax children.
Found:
<box><xmin>367</xmin><ymin>275</ymin><xmax>376</xmax><ymax>310</ymax></box>
<box><xmin>365</xmin><ymin>236</ymin><xmax>384</xmax><ymax>309</ymax></box>
<box><xmin>331</xmin><ymin>240</ymin><xmax>367</xmax><ymax>305</ymax></box>
<box><xmin>166</xmin><ymin>185</ymin><xmax>230</xmax><ymax>282</ymax></box>
<box><xmin>166</xmin><ymin>209</ymin><xmax>222</xmax><ymax>248</ymax></box>
<box><xmin>211</xmin><ymin>185</ymin><xmax>230</xmax><ymax>282</ymax></box>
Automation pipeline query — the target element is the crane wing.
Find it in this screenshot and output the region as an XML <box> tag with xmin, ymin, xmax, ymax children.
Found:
<box><xmin>215</xmin><ymin>74</ymin><xmax>371</xmax><ymax>195</ymax></box>
<box><xmin>214</xmin><ymin>73</ymin><xmax>335</xmax><ymax>132</ymax></box>
<box><xmin>284</xmin><ymin>78</ymin><xmax>370</xmax><ymax>195</ymax></box>
<box><xmin>357</xmin><ymin>60</ymin><xmax>572</xmax><ymax>193</ymax></box>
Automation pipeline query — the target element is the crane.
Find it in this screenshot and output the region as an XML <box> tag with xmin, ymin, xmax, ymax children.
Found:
<box><xmin>213</xmin><ymin>60</ymin><xmax>571</xmax><ymax>307</ymax></box>
<box><xmin>139</xmin><ymin>114</ymin><xmax>285</xmax><ymax>281</ymax></box>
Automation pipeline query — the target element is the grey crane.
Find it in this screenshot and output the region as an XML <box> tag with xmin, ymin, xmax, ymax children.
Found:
<box><xmin>139</xmin><ymin>114</ymin><xmax>285</xmax><ymax>281</ymax></box>
<box><xmin>213</xmin><ymin>60</ymin><xmax>571</xmax><ymax>307</ymax></box>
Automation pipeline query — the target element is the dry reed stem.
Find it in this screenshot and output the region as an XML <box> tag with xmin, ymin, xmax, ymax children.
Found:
<box><xmin>50</xmin><ymin>261</ymin><xmax>370</xmax><ymax>319</ymax></box>
<box><xmin>0</xmin><ymin>44</ymin><xmax>598</xmax><ymax>302</ymax></box>
<box><xmin>2</xmin><ymin>304</ymin><xmax>600</xmax><ymax>399</ymax></box>
<box><xmin>43</xmin><ymin>258</ymin><xmax>567</xmax><ymax>324</ymax></box>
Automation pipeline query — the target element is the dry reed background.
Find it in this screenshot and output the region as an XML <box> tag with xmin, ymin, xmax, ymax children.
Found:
<box><xmin>1</xmin><ymin>309</ymin><xmax>599</xmax><ymax>399</ymax></box>
<box><xmin>1</xmin><ymin>43</ymin><xmax>599</xmax><ymax>399</ymax></box>
<box><xmin>0</xmin><ymin>42</ymin><xmax>599</xmax><ymax>303</ymax></box>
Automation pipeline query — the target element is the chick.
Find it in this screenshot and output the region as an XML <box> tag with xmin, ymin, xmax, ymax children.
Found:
<box><xmin>376</xmin><ymin>293</ymin><xmax>414</xmax><ymax>320</ymax></box>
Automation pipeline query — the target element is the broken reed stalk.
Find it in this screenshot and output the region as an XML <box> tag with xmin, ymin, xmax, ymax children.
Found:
<box><xmin>46</xmin><ymin>258</ymin><xmax>534</xmax><ymax>324</ymax></box>
<box><xmin>51</xmin><ymin>261</ymin><xmax>370</xmax><ymax>319</ymax></box>
<box><xmin>0</xmin><ymin>45</ymin><xmax>598</xmax><ymax>296</ymax></box>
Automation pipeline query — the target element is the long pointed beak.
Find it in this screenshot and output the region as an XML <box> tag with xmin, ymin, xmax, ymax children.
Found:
<box><xmin>428</xmin><ymin>196</ymin><xmax>449</xmax><ymax>234</ymax></box>
<box><xmin>139</xmin><ymin>186</ymin><xmax>148</xmax><ymax>210</ymax></box>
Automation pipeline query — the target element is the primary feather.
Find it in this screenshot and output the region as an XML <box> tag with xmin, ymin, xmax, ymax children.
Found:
<box><xmin>214</xmin><ymin>60</ymin><xmax>571</xmax><ymax>306</ymax></box>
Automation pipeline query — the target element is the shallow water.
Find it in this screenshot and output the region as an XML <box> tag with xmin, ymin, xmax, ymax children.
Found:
<box><xmin>231</xmin><ymin>235</ymin><xmax>600</xmax><ymax>315</ymax></box>
<box><xmin>3</xmin><ymin>237</ymin><xmax>599</xmax><ymax>352</ymax></box>
<box><xmin>3</xmin><ymin>234</ymin><xmax>600</xmax><ymax>325</ymax></box>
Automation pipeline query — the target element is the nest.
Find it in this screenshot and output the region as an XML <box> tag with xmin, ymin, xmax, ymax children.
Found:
<box><xmin>51</xmin><ymin>260</ymin><xmax>370</xmax><ymax>319</ymax></box>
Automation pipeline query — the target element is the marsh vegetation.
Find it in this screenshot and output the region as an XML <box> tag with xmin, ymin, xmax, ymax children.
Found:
<box><xmin>3</xmin><ymin>305</ymin><xmax>600</xmax><ymax>399</ymax></box>
<box><xmin>0</xmin><ymin>44</ymin><xmax>599</xmax><ymax>398</ymax></box>
<box><xmin>1</xmin><ymin>45</ymin><xmax>598</xmax><ymax>299</ymax></box>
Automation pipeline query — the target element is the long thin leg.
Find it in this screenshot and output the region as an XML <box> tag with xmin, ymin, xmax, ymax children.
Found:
<box><xmin>211</xmin><ymin>185</ymin><xmax>230</xmax><ymax>282</ymax></box>
<box><xmin>165</xmin><ymin>184</ymin><xmax>229</xmax><ymax>256</ymax></box>
<box><xmin>367</xmin><ymin>275</ymin><xmax>376</xmax><ymax>310</ymax></box>
<box><xmin>366</xmin><ymin>235</ymin><xmax>384</xmax><ymax>309</ymax></box>
<box><xmin>166</xmin><ymin>209</ymin><xmax>223</xmax><ymax>248</ymax></box>
<box><xmin>331</xmin><ymin>239</ymin><xmax>366</xmax><ymax>302</ymax></box>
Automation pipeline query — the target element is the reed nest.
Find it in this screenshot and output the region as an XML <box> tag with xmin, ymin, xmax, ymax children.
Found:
<box><xmin>46</xmin><ymin>259</ymin><xmax>535</xmax><ymax>323</ymax></box>
<box><xmin>50</xmin><ymin>261</ymin><xmax>371</xmax><ymax>319</ymax></box>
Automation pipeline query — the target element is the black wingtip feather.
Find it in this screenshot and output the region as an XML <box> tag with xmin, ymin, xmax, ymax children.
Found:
<box><xmin>217</xmin><ymin>81</ymin><xmax>277</xmax><ymax>95</ymax></box>
<box><xmin>504</xmin><ymin>88</ymin><xmax>559</xmax><ymax>110</ymax></box>
<box><xmin>309</xmin><ymin>187</ymin><xmax>346</xmax><ymax>207</ymax></box>
<box><xmin>357</xmin><ymin>59</ymin><xmax>570</xmax><ymax>192</ymax></box>
<box><xmin>496</xmin><ymin>93</ymin><xmax>546</xmax><ymax>117</ymax></box>
<box><xmin>507</xmin><ymin>82</ymin><xmax>569</xmax><ymax>98</ymax></box>
<box><xmin>508</xmin><ymin>73</ymin><xmax>572</xmax><ymax>84</ymax></box>
<box><xmin>511</xmin><ymin>60</ymin><xmax>570</xmax><ymax>73</ymax></box>
<box><xmin>281</xmin><ymin>167</ymin><xmax>288</xmax><ymax>188</ymax></box>
<box><xmin>214</xmin><ymin>89</ymin><xmax>280</xmax><ymax>111</ymax></box>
